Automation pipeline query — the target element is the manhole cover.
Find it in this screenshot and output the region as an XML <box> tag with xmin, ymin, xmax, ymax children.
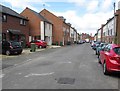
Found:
<box><xmin>57</xmin><ymin>77</ymin><xmax>75</xmax><ymax>85</ymax></box>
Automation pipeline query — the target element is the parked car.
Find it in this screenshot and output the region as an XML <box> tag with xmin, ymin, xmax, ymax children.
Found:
<box><xmin>26</xmin><ymin>40</ymin><xmax>47</xmax><ymax>48</ymax></box>
<box><xmin>91</xmin><ymin>41</ymin><xmax>96</xmax><ymax>47</ymax></box>
<box><xmin>97</xmin><ymin>43</ymin><xmax>108</xmax><ymax>59</ymax></box>
<box><xmin>92</xmin><ymin>41</ymin><xmax>101</xmax><ymax>50</ymax></box>
<box><xmin>67</xmin><ymin>41</ymin><xmax>71</xmax><ymax>45</ymax></box>
<box><xmin>2</xmin><ymin>41</ymin><xmax>23</xmax><ymax>55</ymax></box>
<box><xmin>77</xmin><ymin>40</ymin><xmax>83</xmax><ymax>44</ymax></box>
<box><xmin>99</xmin><ymin>44</ymin><xmax>120</xmax><ymax>75</ymax></box>
<box><xmin>96</xmin><ymin>43</ymin><xmax>108</xmax><ymax>55</ymax></box>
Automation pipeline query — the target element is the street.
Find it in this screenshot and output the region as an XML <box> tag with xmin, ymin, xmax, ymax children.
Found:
<box><xmin>2</xmin><ymin>43</ymin><xmax>120</xmax><ymax>89</ymax></box>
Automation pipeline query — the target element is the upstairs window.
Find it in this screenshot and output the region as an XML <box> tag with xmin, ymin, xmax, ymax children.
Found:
<box><xmin>20</xmin><ymin>19</ymin><xmax>26</xmax><ymax>25</ymax></box>
<box><xmin>2</xmin><ymin>14</ymin><xmax>7</xmax><ymax>22</ymax></box>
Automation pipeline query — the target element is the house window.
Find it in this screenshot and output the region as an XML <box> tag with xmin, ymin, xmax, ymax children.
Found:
<box><xmin>20</xmin><ymin>19</ymin><xmax>26</xmax><ymax>25</ymax></box>
<box><xmin>111</xmin><ymin>29</ymin><xmax>112</xmax><ymax>36</ymax></box>
<box><xmin>2</xmin><ymin>14</ymin><xmax>7</xmax><ymax>22</ymax></box>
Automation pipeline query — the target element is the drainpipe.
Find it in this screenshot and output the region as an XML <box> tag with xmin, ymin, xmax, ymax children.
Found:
<box><xmin>44</xmin><ymin>21</ymin><xmax>45</xmax><ymax>41</ymax></box>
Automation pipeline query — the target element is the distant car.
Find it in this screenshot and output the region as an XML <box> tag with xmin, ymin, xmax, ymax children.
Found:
<box><xmin>2</xmin><ymin>41</ymin><xmax>23</xmax><ymax>55</ymax></box>
<box><xmin>26</xmin><ymin>40</ymin><xmax>47</xmax><ymax>48</ymax></box>
<box><xmin>99</xmin><ymin>44</ymin><xmax>120</xmax><ymax>75</ymax></box>
<box><xmin>91</xmin><ymin>41</ymin><xmax>95</xmax><ymax>47</ymax></box>
<box><xmin>77</xmin><ymin>40</ymin><xmax>83</xmax><ymax>44</ymax></box>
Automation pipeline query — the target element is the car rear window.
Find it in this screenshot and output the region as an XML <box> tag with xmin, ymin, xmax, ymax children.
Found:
<box><xmin>113</xmin><ymin>47</ymin><xmax>120</xmax><ymax>55</ymax></box>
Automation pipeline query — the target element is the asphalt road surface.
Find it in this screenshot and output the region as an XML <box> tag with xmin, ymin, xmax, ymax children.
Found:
<box><xmin>2</xmin><ymin>43</ymin><xmax>120</xmax><ymax>89</ymax></box>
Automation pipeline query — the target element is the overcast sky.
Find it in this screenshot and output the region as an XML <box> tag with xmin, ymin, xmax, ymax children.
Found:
<box><xmin>1</xmin><ymin>0</ymin><xmax>120</xmax><ymax>36</ymax></box>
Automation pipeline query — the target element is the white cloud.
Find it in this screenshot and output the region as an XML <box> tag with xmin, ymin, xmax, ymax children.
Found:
<box><xmin>67</xmin><ymin>0</ymin><xmax>86</xmax><ymax>6</ymax></box>
<box><xmin>1</xmin><ymin>0</ymin><xmax>50</xmax><ymax>12</ymax></box>
<box><xmin>1</xmin><ymin>0</ymin><xmax>119</xmax><ymax>35</ymax></box>
<box><xmin>54</xmin><ymin>10</ymin><xmax>113</xmax><ymax>35</ymax></box>
<box><xmin>87</xmin><ymin>0</ymin><xmax>99</xmax><ymax>12</ymax></box>
<box><xmin>101</xmin><ymin>0</ymin><xmax>113</xmax><ymax>12</ymax></box>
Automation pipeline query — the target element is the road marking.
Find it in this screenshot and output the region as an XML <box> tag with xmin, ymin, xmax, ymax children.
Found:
<box><xmin>14</xmin><ymin>64</ymin><xmax>18</xmax><ymax>66</ymax></box>
<box><xmin>26</xmin><ymin>59</ymin><xmax>32</xmax><ymax>61</ymax></box>
<box><xmin>58</xmin><ymin>61</ymin><xmax>72</xmax><ymax>64</ymax></box>
<box><xmin>24</xmin><ymin>72</ymin><xmax>54</xmax><ymax>77</ymax></box>
<box><xmin>0</xmin><ymin>74</ymin><xmax>5</xmax><ymax>78</ymax></box>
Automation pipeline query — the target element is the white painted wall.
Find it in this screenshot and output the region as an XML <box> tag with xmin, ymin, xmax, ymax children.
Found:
<box><xmin>45</xmin><ymin>22</ymin><xmax>52</xmax><ymax>45</ymax></box>
<box><xmin>41</xmin><ymin>21</ymin><xmax>44</xmax><ymax>40</ymax></box>
<box><xmin>45</xmin><ymin>22</ymin><xmax>52</xmax><ymax>37</ymax></box>
<box><xmin>74</xmin><ymin>30</ymin><xmax>77</xmax><ymax>41</ymax></box>
<box><xmin>41</xmin><ymin>21</ymin><xmax>52</xmax><ymax>45</ymax></box>
<box><xmin>70</xmin><ymin>27</ymin><xmax>74</xmax><ymax>38</ymax></box>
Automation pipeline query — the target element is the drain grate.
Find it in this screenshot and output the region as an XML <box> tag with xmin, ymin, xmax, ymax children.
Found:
<box><xmin>57</xmin><ymin>77</ymin><xmax>75</xmax><ymax>85</ymax></box>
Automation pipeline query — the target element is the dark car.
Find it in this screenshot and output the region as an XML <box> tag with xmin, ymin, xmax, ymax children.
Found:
<box><xmin>2</xmin><ymin>41</ymin><xmax>23</xmax><ymax>55</ymax></box>
<box><xmin>92</xmin><ymin>41</ymin><xmax>101</xmax><ymax>50</ymax></box>
<box><xmin>95</xmin><ymin>43</ymin><xmax>108</xmax><ymax>55</ymax></box>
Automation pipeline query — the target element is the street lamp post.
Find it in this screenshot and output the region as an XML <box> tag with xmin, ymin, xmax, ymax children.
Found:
<box><xmin>113</xmin><ymin>2</ymin><xmax>117</xmax><ymax>44</ymax></box>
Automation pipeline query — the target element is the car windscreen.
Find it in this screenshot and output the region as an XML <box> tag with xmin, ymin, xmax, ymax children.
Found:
<box><xmin>113</xmin><ymin>47</ymin><xmax>120</xmax><ymax>55</ymax></box>
<box><xmin>11</xmin><ymin>42</ymin><xmax>21</xmax><ymax>47</ymax></box>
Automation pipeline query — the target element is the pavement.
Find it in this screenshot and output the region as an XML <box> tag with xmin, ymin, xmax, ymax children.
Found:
<box><xmin>0</xmin><ymin>45</ymin><xmax>61</xmax><ymax>59</ymax></box>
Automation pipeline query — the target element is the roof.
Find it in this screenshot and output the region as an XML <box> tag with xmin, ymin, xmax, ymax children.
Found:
<box><xmin>26</xmin><ymin>7</ymin><xmax>52</xmax><ymax>24</ymax></box>
<box><xmin>0</xmin><ymin>4</ymin><xmax>28</xmax><ymax>20</ymax></box>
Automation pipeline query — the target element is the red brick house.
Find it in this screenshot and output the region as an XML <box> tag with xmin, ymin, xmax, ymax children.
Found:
<box><xmin>40</xmin><ymin>9</ymin><xmax>70</xmax><ymax>45</ymax></box>
<box><xmin>1</xmin><ymin>5</ymin><xmax>29</xmax><ymax>47</ymax></box>
<box><xmin>21</xmin><ymin>7</ymin><xmax>53</xmax><ymax>45</ymax></box>
<box><xmin>63</xmin><ymin>22</ymin><xmax>70</xmax><ymax>45</ymax></box>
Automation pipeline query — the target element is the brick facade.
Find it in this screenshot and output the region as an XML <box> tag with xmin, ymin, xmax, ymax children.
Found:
<box><xmin>116</xmin><ymin>10</ymin><xmax>120</xmax><ymax>45</ymax></box>
<box><xmin>40</xmin><ymin>9</ymin><xmax>65</xmax><ymax>45</ymax></box>
<box><xmin>21</xmin><ymin>8</ymin><xmax>42</xmax><ymax>39</ymax></box>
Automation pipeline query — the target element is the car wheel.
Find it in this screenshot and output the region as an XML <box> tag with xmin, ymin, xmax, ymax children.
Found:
<box><xmin>95</xmin><ymin>51</ymin><xmax>97</xmax><ymax>55</ymax></box>
<box><xmin>6</xmin><ymin>50</ymin><xmax>10</xmax><ymax>56</ymax></box>
<box><xmin>18</xmin><ymin>52</ymin><xmax>22</xmax><ymax>54</ymax></box>
<box><xmin>103</xmin><ymin>62</ymin><xmax>109</xmax><ymax>75</ymax></box>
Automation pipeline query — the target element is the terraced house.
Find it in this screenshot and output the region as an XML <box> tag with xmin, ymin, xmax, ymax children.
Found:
<box><xmin>21</xmin><ymin>7</ymin><xmax>53</xmax><ymax>45</ymax></box>
<box><xmin>40</xmin><ymin>9</ymin><xmax>72</xmax><ymax>45</ymax></box>
<box><xmin>116</xmin><ymin>9</ymin><xmax>120</xmax><ymax>45</ymax></box>
<box><xmin>1</xmin><ymin>5</ymin><xmax>29</xmax><ymax>47</ymax></box>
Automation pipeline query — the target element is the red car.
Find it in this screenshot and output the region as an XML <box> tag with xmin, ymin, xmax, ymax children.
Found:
<box><xmin>26</xmin><ymin>40</ymin><xmax>47</xmax><ymax>48</ymax></box>
<box><xmin>99</xmin><ymin>44</ymin><xmax>120</xmax><ymax>75</ymax></box>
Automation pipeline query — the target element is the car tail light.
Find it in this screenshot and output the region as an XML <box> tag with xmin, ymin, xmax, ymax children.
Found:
<box><xmin>110</xmin><ymin>56</ymin><xmax>120</xmax><ymax>63</ymax></box>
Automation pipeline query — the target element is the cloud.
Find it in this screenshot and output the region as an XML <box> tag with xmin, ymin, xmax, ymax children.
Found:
<box><xmin>1</xmin><ymin>0</ymin><xmax>120</xmax><ymax>35</ymax></box>
<box><xmin>53</xmin><ymin>10</ymin><xmax>113</xmax><ymax>35</ymax></box>
<box><xmin>1</xmin><ymin>0</ymin><xmax>50</xmax><ymax>12</ymax></box>
<box><xmin>101</xmin><ymin>0</ymin><xmax>113</xmax><ymax>12</ymax></box>
<box><xmin>87</xmin><ymin>0</ymin><xmax>99</xmax><ymax>12</ymax></box>
<box><xmin>67</xmin><ymin>0</ymin><xmax>86</xmax><ymax>6</ymax></box>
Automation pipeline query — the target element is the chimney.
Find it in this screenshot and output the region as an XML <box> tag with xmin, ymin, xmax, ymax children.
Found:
<box><xmin>67</xmin><ymin>23</ymin><xmax>71</xmax><ymax>26</ymax></box>
<box><xmin>58</xmin><ymin>16</ymin><xmax>66</xmax><ymax>22</ymax></box>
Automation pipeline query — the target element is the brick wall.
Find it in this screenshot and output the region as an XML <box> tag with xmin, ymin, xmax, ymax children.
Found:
<box><xmin>40</xmin><ymin>9</ymin><xmax>63</xmax><ymax>45</ymax></box>
<box><xmin>116</xmin><ymin>10</ymin><xmax>120</xmax><ymax>45</ymax></box>
<box><xmin>2</xmin><ymin>14</ymin><xmax>29</xmax><ymax>42</ymax></box>
<box><xmin>21</xmin><ymin>8</ymin><xmax>41</xmax><ymax>37</ymax></box>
